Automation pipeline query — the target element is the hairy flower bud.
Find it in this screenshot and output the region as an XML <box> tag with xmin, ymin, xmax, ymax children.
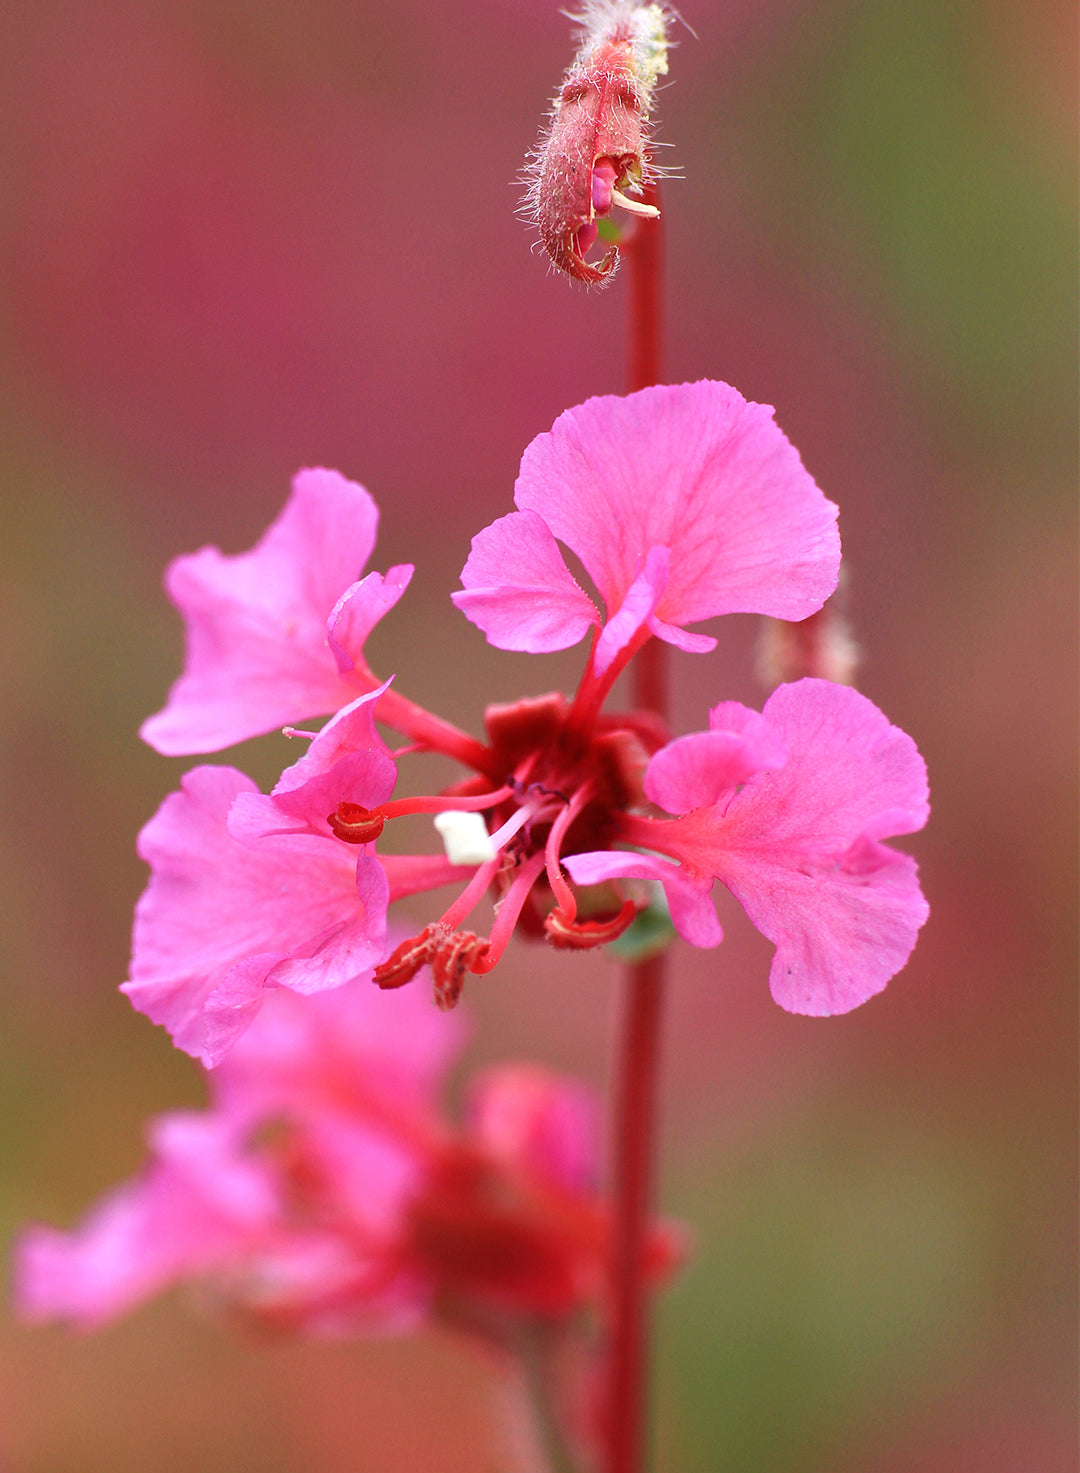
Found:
<box><xmin>524</xmin><ymin>3</ymin><xmax>670</xmax><ymax>283</ymax></box>
<box><xmin>755</xmin><ymin>576</ymin><xmax>860</xmax><ymax>691</ymax></box>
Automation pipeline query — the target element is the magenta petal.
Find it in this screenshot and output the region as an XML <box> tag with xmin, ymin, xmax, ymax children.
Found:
<box><xmin>228</xmin><ymin>686</ymin><xmax>397</xmax><ymax>845</ymax></box>
<box><xmin>123</xmin><ymin>766</ymin><xmax>386</xmax><ymax>1065</ymax></box>
<box><xmin>452</xmin><ymin>510</ymin><xmax>600</xmax><ymax>652</ymax></box>
<box><xmin>593</xmin><ymin>544</ymin><xmax>669</xmax><ymax>676</ymax></box>
<box><xmin>141</xmin><ymin>468</ymin><xmax>384</xmax><ymax>755</ymax></box>
<box><xmin>202</xmin><ymin>856</ymin><xmax>391</xmax><ymax>1063</ymax></box>
<box><xmin>327</xmin><ymin>565</ymin><xmax>413</xmax><ymax>675</ymax></box>
<box><xmin>562</xmin><ymin>850</ymin><xmax>723</xmax><ymax>948</ymax></box>
<box><xmin>681</xmin><ymin>680</ymin><xmax>929</xmax><ymax>1014</ymax></box>
<box><xmin>735</xmin><ymin>841</ymin><xmax>927</xmax><ymax>1016</ymax></box>
<box><xmin>644</xmin><ymin>710</ymin><xmax>789</xmax><ymax>814</ymax></box>
<box><xmin>514</xmin><ymin>382</ymin><xmax>840</xmax><ymax>637</ymax></box>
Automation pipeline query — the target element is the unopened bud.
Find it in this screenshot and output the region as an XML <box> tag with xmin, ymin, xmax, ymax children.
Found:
<box><xmin>756</xmin><ymin>582</ymin><xmax>860</xmax><ymax>691</ymax></box>
<box><xmin>524</xmin><ymin>3</ymin><xmax>670</xmax><ymax>283</ymax></box>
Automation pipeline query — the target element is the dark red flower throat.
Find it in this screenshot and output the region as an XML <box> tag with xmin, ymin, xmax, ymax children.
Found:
<box><xmin>372</xmin><ymin>691</ymin><xmax>668</xmax><ymax>1009</ymax></box>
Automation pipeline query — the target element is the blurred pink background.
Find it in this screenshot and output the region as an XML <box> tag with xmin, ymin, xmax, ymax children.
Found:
<box><xmin>1</xmin><ymin>1</ymin><xmax>1076</xmax><ymax>1468</ymax></box>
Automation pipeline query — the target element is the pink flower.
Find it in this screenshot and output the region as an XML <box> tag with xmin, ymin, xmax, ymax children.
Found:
<box><xmin>140</xmin><ymin>467</ymin><xmax>412</xmax><ymax>755</ymax></box>
<box><xmin>15</xmin><ymin>981</ymin><xmax>679</xmax><ymax>1336</ymax></box>
<box><xmin>563</xmin><ymin>680</ymin><xmax>930</xmax><ymax>1015</ymax></box>
<box><xmin>120</xmin><ymin>378</ymin><xmax>923</xmax><ymax>1043</ymax></box>
<box><xmin>453</xmin><ymin>382</ymin><xmax>840</xmax><ymax>676</ymax></box>
<box><xmin>122</xmin><ymin>764</ymin><xmax>389</xmax><ymax>1066</ymax></box>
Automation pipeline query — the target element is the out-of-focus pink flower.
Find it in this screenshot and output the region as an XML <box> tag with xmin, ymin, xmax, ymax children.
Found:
<box><xmin>454</xmin><ymin>383</ymin><xmax>840</xmax><ymax>675</ymax></box>
<box><xmin>15</xmin><ymin>1114</ymin><xmax>278</xmax><ymax>1329</ymax></box>
<box><xmin>15</xmin><ymin>981</ymin><xmax>680</xmax><ymax>1337</ymax></box>
<box><xmin>140</xmin><ymin>467</ymin><xmax>412</xmax><ymax>755</ymax></box>
<box><xmin>565</xmin><ymin>680</ymin><xmax>930</xmax><ymax>1015</ymax></box>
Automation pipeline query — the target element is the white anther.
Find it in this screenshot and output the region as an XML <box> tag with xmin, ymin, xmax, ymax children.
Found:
<box><xmin>434</xmin><ymin>811</ymin><xmax>497</xmax><ymax>866</ymax></box>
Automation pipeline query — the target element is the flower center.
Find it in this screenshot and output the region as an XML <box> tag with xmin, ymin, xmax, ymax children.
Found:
<box><xmin>368</xmin><ymin>692</ymin><xmax>668</xmax><ymax>1007</ymax></box>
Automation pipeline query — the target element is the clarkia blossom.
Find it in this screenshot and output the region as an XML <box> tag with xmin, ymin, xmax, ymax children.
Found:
<box><xmin>123</xmin><ymin>379</ymin><xmax>926</xmax><ymax>1064</ymax></box>
<box><xmin>16</xmin><ymin>981</ymin><xmax>680</xmax><ymax>1336</ymax></box>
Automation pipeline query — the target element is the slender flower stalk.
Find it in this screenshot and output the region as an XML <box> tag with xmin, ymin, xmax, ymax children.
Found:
<box><xmin>605</xmin><ymin>183</ymin><xmax>667</xmax><ymax>1473</ymax></box>
<box><xmin>606</xmin><ymin>954</ymin><xmax>665</xmax><ymax>1473</ymax></box>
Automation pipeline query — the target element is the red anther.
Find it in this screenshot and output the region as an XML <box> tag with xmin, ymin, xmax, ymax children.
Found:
<box><xmin>374</xmin><ymin>926</ymin><xmax>491</xmax><ymax>1006</ymax></box>
<box><xmin>544</xmin><ymin>899</ymin><xmax>639</xmax><ymax>950</ymax></box>
<box><xmin>432</xmin><ymin>931</ymin><xmax>490</xmax><ymax>1012</ymax></box>
<box><xmin>327</xmin><ymin>802</ymin><xmax>385</xmax><ymax>845</ymax></box>
<box><xmin>373</xmin><ymin>926</ymin><xmax>440</xmax><ymax>990</ymax></box>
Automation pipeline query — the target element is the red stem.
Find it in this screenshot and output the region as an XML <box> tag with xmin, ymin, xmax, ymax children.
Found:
<box><xmin>606</xmin><ymin>952</ymin><xmax>665</xmax><ymax>1473</ymax></box>
<box><xmin>625</xmin><ymin>179</ymin><xmax>663</xmax><ymax>396</ymax></box>
<box><xmin>604</xmin><ymin>187</ymin><xmax>666</xmax><ymax>1473</ymax></box>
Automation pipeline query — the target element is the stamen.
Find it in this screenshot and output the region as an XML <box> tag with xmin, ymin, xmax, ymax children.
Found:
<box><xmin>373</xmin><ymin>927</ymin><xmax>441</xmax><ymax>990</ymax></box>
<box><xmin>327</xmin><ymin>803</ymin><xmax>385</xmax><ymax>844</ymax></box>
<box><xmin>545</xmin><ymin>898</ymin><xmax>639</xmax><ymax>949</ymax></box>
<box><xmin>543</xmin><ymin>779</ymin><xmax>598</xmax><ymax>925</ymax></box>
<box><xmin>431</xmin><ymin>930</ymin><xmax>489</xmax><ymax>1011</ymax></box>
<box><xmin>470</xmin><ymin>852</ymin><xmax>547</xmax><ymax>974</ymax></box>
<box><xmin>610</xmin><ymin>188</ymin><xmax>660</xmax><ymax>219</ymax></box>
<box><xmin>437</xmin><ymin>857</ymin><xmax>502</xmax><ymax>932</ymax></box>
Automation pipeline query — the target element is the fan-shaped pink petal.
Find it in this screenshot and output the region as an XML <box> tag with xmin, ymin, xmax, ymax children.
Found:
<box><xmin>452</xmin><ymin>510</ymin><xmax>599</xmax><ymax>652</ymax></box>
<box><xmin>123</xmin><ymin>766</ymin><xmax>388</xmax><ymax>1065</ymax></box>
<box><xmin>140</xmin><ymin>469</ymin><xmax>385</xmax><ymax>755</ymax></box>
<box><xmin>665</xmin><ymin>680</ymin><xmax>929</xmax><ymax>1013</ymax></box>
<box><xmin>513</xmin><ymin>382</ymin><xmax>840</xmax><ymax>638</ymax></box>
